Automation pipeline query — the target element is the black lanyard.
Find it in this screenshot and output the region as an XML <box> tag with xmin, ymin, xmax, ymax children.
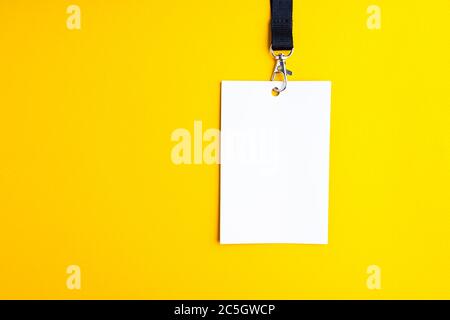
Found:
<box><xmin>270</xmin><ymin>0</ymin><xmax>294</xmax><ymax>93</ymax></box>
<box><xmin>270</xmin><ymin>0</ymin><xmax>293</xmax><ymax>51</ymax></box>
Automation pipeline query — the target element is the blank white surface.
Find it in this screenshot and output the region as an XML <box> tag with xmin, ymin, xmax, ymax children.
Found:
<box><xmin>220</xmin><ymin>81</ymin><xmax>331</xmax><ymax>244</ymax></box>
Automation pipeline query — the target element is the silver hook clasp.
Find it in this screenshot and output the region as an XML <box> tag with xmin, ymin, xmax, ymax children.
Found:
<box><xmin>270</xmin><ymin>46</ymin><xmax>293</xmax><ymax>94</ymax></box>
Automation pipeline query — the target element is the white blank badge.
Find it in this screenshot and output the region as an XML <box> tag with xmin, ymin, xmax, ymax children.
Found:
<box><xmin>220</xmin><ymin>81</ymin><xmax>332</xmax><ymax>244</ymax></box>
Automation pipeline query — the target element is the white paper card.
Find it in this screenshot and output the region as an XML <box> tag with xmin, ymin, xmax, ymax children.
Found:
<box><xmin>220</xmin><ymin>81</ymin><xmax>331</xmax><ymax>244</ymax></box>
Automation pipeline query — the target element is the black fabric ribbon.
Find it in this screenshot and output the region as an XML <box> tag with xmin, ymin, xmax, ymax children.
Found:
<box><xmin>270</xmin><ymin>0</ymin><xmax>293</xmax><ymax>51</ymax></box>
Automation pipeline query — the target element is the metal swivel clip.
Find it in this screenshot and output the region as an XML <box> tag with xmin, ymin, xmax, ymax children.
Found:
<box><xmin>270</xmin><ymin>46</ymin><xmax>294</xmax><ymax>94</ymax></box>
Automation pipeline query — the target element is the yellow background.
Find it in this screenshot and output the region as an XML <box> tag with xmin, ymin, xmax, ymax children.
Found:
<box><xmin>0</xmin><ymin>0</ymin><xmax>449</xmax><ymax>299</ymax></box>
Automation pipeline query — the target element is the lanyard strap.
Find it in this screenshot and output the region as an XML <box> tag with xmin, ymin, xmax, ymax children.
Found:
<box><xmin>270</xmin><ymin>0</ymin><xmax>294</xmax><ymax>94</ymax></box>
<box><xmin>270</xmin><ymin>0</ymin><xmax>293</xmax><ymax>51</ymax></box>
